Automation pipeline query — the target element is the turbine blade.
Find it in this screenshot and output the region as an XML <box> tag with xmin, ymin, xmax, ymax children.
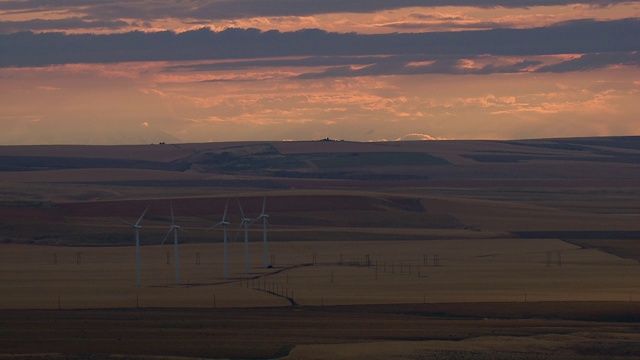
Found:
<box><xmin>170</xmin><ymin>201</ymin><xmax>175</xmax><ymax>226</ymax></box>
<box><xmin>209</xmin><ymin>198</ymin><xmax>230</xmax><ymax>230</ymax></box>
<box><xmin>261</xmin><ymin>197</ymin><xmax>266</xmax><ymax>215</ymax></box>
<box><xmin>161</xmin><ymin>228</ymin><xmax>173</xmax><ymax>245</ymax></box>
<box><xmin>222</xmin><ymin>198</ymin><xmax>229</xmax><ymax>222</ymax></box>
<box><xmin>135</xmin><ymin>205</ymin><xmax>150</xmax><ymax>227</ymax></box>
<box><xmin>237</xmin><ymin>199</ymin><xmax>245</xmax><ymax>219</ymax></box>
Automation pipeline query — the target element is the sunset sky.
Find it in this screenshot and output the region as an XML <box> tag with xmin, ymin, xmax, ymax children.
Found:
<box><xmin>1</xmin><ymin>1</ymin><xmax>639</xmax><ymax>144</ymax></box>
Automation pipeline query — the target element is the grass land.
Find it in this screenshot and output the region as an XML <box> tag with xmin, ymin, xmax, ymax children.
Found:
<box><xmin>0</xmin><ymin>137</ymin><xmax>639</xmax><ymax>359</ymax></box>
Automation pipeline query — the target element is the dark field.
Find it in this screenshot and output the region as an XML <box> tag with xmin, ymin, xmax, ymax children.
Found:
<box><xmin>2</xmin><ymin>302</ymin><xmax>640</xmax><ymax>359</ymax></box>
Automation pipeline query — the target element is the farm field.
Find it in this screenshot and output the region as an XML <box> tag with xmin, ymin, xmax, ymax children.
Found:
<box><xmin>2</xmin><ymin>238</ymin><xmax>639</xmax><ymax>310</ymax></box>
<box><xmin>0</xmin><ymin>137</ymin><xmax>639</xmax><ymax>358</ymax></box>
<box><xmin>2</xmin><ymin>236</ymin><xmax>640</xmax><ymax>359</ymax></box>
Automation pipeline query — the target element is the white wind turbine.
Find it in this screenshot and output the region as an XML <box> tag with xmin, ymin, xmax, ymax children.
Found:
<box><xmin>162</xmin><ymin>201</ymin><xmax>181</xmax><ymax>285</ymax></box>
<box><xmin>237</xmin><ymin>199</ymin><xmax>252</xmax><ymax>274</ymax></box>
<box><xmin>254</xmin><ymin>197</ymin><xmax>270</xmax><ymax>269</ymax></box>
<box><xmin>124</xmin><ymin>205</ymin><xmax>149</xmax><ymax>288</ymax></box>
<box><xmin>209</xmin><ymin>199</ymin><xmax>230</xmax><ymax>280</ymax></box>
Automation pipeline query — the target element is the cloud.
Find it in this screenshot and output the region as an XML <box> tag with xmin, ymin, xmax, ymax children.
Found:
<box><xmin>165</xmin><ymin>55</ymin><xmax>394</xmax><ymax>72</ymax></box>
<box><xmin>0</xmin><ymin>18</ymin><xmax>129</xmax><ymax>34</ymax></box>
<box><xmin>34</xmin><ymin>85</ymin><xmax>61</xmax><ymax>91</ymax></box>
<box><xmin>1</xmin><ymin>18</ymin><xmax>638</xmax><ymax>70</ymax></box>
<box><xmin>375</xmin><ymin>19</ymin><xmax>509</xmax><ymax>31</ymax></box>
<box><xmin>395</xmin><ymin>133</ymin><xmax>446</xmax><ymax>141</ymax></box>
<box><xmin>295</xmin><ymin>57</ymin><xmax>545</xmax><ymax>78</ymax></box>
<box><xmin>536</xmin><ymin>52</ymin><xmax>640</xmax><ymax>72</ymax></box>
<box><xmin>0</xmin><ymin>1</ymin><xmax>632</xmax><ymax>23</ymax></box>
<box><xmin>489</xmin><ymin>87</ymin><xmax>627</xmax><ymax>116</ymax></box>
<box><xmin>374</xmin><ymin>12</ymin><xmax>513</xmax><ymax>31</ymax></box>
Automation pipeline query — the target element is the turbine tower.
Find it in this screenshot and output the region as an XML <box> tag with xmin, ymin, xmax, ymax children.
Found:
<box><xmin>238</xmin><ymin>199</ymin><xmax>252</xmax><ymax>274</ymax></box>
<box><xmin>257</xmin><ymin>197</ymin><xmax>270</xmax><ymax>268</ymax></box>
<box><xmin>209</xmin><ymin>199</ymin><xmax>230</xmax><ymax>280</ymax></box>
<box><xmin>125</xmin><ymin>205</ymin><xmax>149</xmax><ymax>288</ymax></box>
<box><xmin>162</xmin><ymin>201</ymin><xmax>181</xmax><ymax>285</ymax></box>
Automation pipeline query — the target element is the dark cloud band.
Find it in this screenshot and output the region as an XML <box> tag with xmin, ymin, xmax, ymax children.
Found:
<box><xmin>0</xmin><ymin>18</ymin><xmax>129</xmax><ymax>34</ymax></box>
<box><xmin>0</xmin><ymin>0</ymin><xmax>633</xmax><ymax>22</ymax></box>
<box><xmin>1</xmin><ymin>19</ymin><xmax>638</xmax><ymax>74</ymax></box>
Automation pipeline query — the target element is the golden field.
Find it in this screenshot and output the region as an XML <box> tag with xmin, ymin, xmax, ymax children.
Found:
<box><xmin>2</xmin><ymin>237</ymin><xmax>639</xmax><ymax>310</ymax></box>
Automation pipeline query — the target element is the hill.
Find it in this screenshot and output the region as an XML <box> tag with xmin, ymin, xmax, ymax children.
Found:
<box><xmin>0</xmin><ymin>136</ymin><xmax>638</xmax><ymax>249</ymax></box>
<box><xmin>1</xmin><ymin>136</ymin><xmax>639</xmax><ymax>185</ymax></box>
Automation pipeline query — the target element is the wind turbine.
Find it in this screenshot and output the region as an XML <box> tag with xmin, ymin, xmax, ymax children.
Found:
<box><xmin>209</xmin><ymin>199</ymin><xmax>230</xmax><ymax>280</ymax></box>
<box><xmin>162</xmin><ymin>201</ymin><xmax>181</xmax><ymax>285</ymax></box>
<box><xmin>124</xmin><ymin>205</ymin><xmax>149</xmax><ymax>288</ymax></box>
<box><xmin>237</xmin><ymin>199</ymin><xmax>252</xmax><ymax>274</ymax></box>
<box><xmin>255</xmin><ymin>197</ymin><xmax>270</xmax><ymax>269</ymax></box>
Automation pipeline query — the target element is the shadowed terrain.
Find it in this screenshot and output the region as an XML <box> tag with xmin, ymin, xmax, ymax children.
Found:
<box><xmin>2</xmin><ymin>303</ymin><xmax>640</xmax><ymax>359</ymax></box>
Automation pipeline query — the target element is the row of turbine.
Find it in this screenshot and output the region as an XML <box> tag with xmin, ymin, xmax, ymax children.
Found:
<box><xmin>124</xmin><ymin>197</ymin><xmax>269</xmax><ymax>288</ymax></box>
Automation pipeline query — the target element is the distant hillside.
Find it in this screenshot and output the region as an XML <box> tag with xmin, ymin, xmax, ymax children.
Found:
<box><xmin>0</xmin><ymin>136</ymin><xmax>638</xmax><ymax>184</ymax></box>
<box><xmin>0</xmin><ymin>136</ymin><xmax>638</xmax><ymax>246</ymax></box>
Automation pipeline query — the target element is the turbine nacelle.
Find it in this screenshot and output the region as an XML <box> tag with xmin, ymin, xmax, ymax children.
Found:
<box><xmin>237</xmin><ymin>199</ymin><xmax>253</xmax><ymax>225</ymax></box>
<box><xmin>123</xmin><ymin>205</ymin><xmax>149</xmax><ymax>229</ymax></box>
<box><xmin>209</xmin><ymin>198</ymin><xmax>231</xmax><ymax>231</ymax></box>
<box><xmin>259</xmin><ymin>197</ymin><xmax>269</xmax><ymax>219</ymax></box>
<box><xmin>209</xmin><ymin>219</ymin><xmax>230</xmax><ymax>230</ymax></box>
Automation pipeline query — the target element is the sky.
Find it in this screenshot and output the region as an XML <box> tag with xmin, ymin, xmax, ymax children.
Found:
<box><xmin>0</xmin><ymin>1</ymin><xmax>639</xmax><ymax>145</ymax></box>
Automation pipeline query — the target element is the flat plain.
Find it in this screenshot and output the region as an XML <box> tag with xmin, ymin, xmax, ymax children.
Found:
<box><xmin>0</xmin><ymin>137</ymin><xmax>639</xmax><ymax>359</ymax></box>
